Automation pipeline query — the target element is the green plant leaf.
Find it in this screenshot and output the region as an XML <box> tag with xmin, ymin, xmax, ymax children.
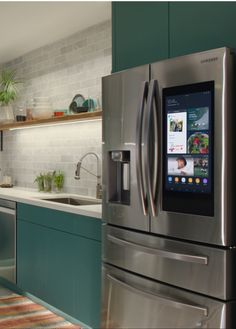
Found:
<box><xmin>0</xmin><ymin>70</ymin><xmax>22</xmax><ymax>106</ymax></box>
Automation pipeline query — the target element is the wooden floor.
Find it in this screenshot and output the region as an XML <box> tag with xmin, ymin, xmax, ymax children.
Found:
<box><xmin>0</xmin><ymin>288</ymin><xmax>81</xmax><ymax>328</ymax></box>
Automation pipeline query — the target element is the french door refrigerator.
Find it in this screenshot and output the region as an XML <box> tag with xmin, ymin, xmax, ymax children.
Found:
<box><xmin>102</xmin><ymin>47</ymin><xmax>236</xmax><ymax>328</ymax></box>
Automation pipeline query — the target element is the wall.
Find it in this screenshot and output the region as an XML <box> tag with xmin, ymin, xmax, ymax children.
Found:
<box><xmin>0</xmin><ymin>20</ymin><xmax>111</xmax><ymax>196</ymax></box>
<box><xmin>1</xmin><ymin>20</ymin><xmax>111</xmax><ymax>109</ymax></box>
<box><xmin>0</xmin><ymin>120</ymin><xmax>101</xmax><ymax>197</ymax></box>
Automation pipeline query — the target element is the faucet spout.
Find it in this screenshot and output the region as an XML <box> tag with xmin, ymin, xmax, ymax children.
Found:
<box><xmin>75</xmin><ymin>152</ymin><xmax>102</xmax><ymax>199</ymax></box>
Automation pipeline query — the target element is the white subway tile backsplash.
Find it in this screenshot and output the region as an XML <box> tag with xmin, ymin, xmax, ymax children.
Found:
<box><xmin>0</xmin><ymin>20</ymin><xmax>111</xmax><ymax>196</ymax></box>
<box><xmin>0</xmin><ymin>20</ymin><xmax>111</xmax><ymax>109</ymax></box>
<box><xmin>0</xmin><ymin>120</ymin><xmax>102</xmax><ymax>197</ymax></box>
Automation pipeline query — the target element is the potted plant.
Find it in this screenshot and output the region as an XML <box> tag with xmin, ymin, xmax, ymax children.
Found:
<box><xmin>43</xmin><ymin>172</ymin><xmax>54</xmax><ymax>192</ymax></box>
<box><xmin>0</xmin><ymin>70</ymin><xmax>22</xmax><ymax>123</ymax></box>
<box><xmin>34</xmin><ymin>173</ymin><xmax>44</xmax><ymax>191</ymax></box>
<box><xmin>53</xmin><ymin>171</ymin><xmax>64</xmax><ymax>193</ymax></box>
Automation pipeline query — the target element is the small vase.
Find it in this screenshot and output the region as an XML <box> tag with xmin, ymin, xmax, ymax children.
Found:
<box><xmin>37</xmin><ymin>180</ymin><xmax>44</xmax><ymax>192</ymax></box>
<box><xmin>54</xmin><ymin>185</ymin><xmax>63</xmax><ymax>193</ymax></box>
<box><xmin>44</xmin><ymin>178</ymin><xmax>52</xmax><ymax>192</ymax></box>
<box><xmin>0</xmin><ymin>105</ymin><xmax>15</xmax><ymax>123</ymax></box>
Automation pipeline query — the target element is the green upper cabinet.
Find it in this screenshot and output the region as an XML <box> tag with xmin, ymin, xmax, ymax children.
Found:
<box><xmin>112</xmin><ymin>2</ymin><xmax>236</xmax><ymax>72</ymax></box>
<box><xmin>112</xmin><ymin>2</ymin><xmax>169</xmax><ymax>72</ymax></box>
<box><xmin>169</xmin><ymin>2</ymin><xmax>236</xmax><ymax>58</ymax></box>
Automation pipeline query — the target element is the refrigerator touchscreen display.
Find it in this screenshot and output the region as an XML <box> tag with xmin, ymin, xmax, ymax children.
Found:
<box><xmin>163</xmin><ymin>81</ymin><xmax>214</xmax><ymax>216</ymax></box>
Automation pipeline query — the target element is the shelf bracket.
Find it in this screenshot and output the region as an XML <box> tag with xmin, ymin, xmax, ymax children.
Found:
<box><xmin>0</xmin><ymin>131</ymin><xmax>3</xmax><ymax>151</ymax></box>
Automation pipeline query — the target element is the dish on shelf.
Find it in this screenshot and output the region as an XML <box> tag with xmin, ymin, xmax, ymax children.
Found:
<box><xmin>53</xmin><ymin>111</ymin><xmax>65</xmax><ymax>117</ymax></box>
<box><xmin>0</xmin><ymin>184</ymin><xmax>13</xmax><ymax>188</ymax></box>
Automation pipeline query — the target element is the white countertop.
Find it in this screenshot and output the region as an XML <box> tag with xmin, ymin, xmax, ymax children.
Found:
<box><xmin>0</xmin><ymin>187</ymin><xmax>102</xmax><ymax>219</ymax></box>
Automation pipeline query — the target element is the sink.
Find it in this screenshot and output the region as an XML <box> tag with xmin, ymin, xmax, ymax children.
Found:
<box><xmin>41</xmin><ymin>197</ymin><xmax>101</xmax><ymax>206</ymax></box>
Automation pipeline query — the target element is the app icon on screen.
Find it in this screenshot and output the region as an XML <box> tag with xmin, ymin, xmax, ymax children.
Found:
<box><xmin>181</xmin><ymin>177</ymin><xmax>186</xmax><ymax>183</ymax></box>
<box><xmin>174</xmin><ymin>177</ymin><xmax>179</xmax><ymax>183</ymax></box>
<box><xmin>188</xmin><ymin>178</ymin><xmax>193</xmax><ymax>183</ymax></box>
<box><xmin>168</xmin><ymin>176</ymin><xmax>173</xmax><ymax>182</ymax></box>
<box><xmin>203</xmin><ymin>178</ymin><xmax>208</xmax><ymax>184</ymax></box>
<box><xmin>195</xmin><ymin>178</ymin><xmax>200</xmax><ymax>184</ymax></box>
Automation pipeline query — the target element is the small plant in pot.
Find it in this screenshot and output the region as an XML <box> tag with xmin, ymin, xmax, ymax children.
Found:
<box><xmin>34</xmin><ymin>173</ymin><xmax>44</xmax><ymax>191</ymax></box>
<box><xmin>0</xmin><ymin>70</ymin><xmax>22</xmax><ymax>123</ymax></box>
<box><xmin>53</xmin><ymin>171</ymin><xmax>64</xmax><ymax>193</ymax></box>
<box><xmin>44</xmin><ymin>172</ymin><xmax>54</xmax><ymax>192</ymax></box>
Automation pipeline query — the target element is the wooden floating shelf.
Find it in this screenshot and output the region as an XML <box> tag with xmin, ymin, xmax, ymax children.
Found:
<box><xmin>0</xmin><ymin>110</ymin><xmax>102</xmax><ymax>131</ymax></box>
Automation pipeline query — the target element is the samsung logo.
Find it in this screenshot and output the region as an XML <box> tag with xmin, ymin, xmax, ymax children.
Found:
<box><xmin>200</xmin><ymin>57</ymin><xmax>218</xmax><ymax>64</ymax></box>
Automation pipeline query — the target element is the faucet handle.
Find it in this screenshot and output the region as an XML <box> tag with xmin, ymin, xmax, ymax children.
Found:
<box><xmin>75</xmin><ymin>161</ymin><xmax>82</xmax><ymax>180</ymax></box>
<box><xmin>96</xmin><ymin>183</ymin><xmax>102</xmax><ymax>199</ymax></box>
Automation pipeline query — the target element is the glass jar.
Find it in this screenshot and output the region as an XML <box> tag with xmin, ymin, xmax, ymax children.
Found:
<box><xmin>15</xmin><ymin>106</ymin><xmax>26</xmax><ymax>122</ymax></box>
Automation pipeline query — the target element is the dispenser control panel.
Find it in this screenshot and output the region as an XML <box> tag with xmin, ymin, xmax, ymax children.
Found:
<box><xmin>108</xmin><ymin>151</ymin><xmax>130</xmax><ymax>205</ymax></box>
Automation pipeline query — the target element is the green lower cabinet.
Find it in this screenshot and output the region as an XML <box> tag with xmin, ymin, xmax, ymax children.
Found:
<box><xmin>17</xmin><ymin>204</ymin><xmax>101</xmax><ymax>329</ymax></box>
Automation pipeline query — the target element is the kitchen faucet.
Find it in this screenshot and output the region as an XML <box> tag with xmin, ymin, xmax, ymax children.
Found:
<box><xmin>75</xmin><ymin>152</ymin><xmax>102</xmax><ymax>199</ymax></box>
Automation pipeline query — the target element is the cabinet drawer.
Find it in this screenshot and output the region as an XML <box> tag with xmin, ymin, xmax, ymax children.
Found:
<box><xmin>103</xmin><ymin>226</ymin><xmax>236</xmax><ymax>300</ymax></box>
<box><xmin>17</xmin><ymin>203</ymin><xmax>101</xmax><ymax>241</ymax></box>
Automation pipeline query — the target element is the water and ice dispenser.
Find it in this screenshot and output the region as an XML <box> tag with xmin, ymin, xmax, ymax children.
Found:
<box><xmin>108</xmin><ymin>151</ymin><xmax>130</xmax><ymax>205</ymax></box>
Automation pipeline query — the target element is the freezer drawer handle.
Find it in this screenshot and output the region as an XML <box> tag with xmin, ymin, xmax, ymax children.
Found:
<box><xmin>107</xmin><ymin>234</ymin><xmax>208</xmax><ymax>265</ymax></box>
<box><xmin>107</xmin><ymin>274</ymin><xmax>208</xmax><ymax>317</ymax></box>
<box><xmin>136</xmin><ymin>80</ymin><xmax>149</xmax><ymax>216</ymax></box>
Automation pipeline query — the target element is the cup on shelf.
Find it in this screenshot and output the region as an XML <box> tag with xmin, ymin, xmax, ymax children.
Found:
<box><xmin>15</xmin><ymin>106</ymin><xmax>26</xmax><ymax>122</ymax></box>
<box><xmin>96</xmin><ymin>96</ymin><xmax>102</xmax><ymax>111</ymax></box>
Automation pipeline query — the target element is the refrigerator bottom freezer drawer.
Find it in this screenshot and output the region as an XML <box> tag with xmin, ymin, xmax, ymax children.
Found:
<box><xmin>102</xmin><ymin>264</ymin><xmax>235</xmax><ymax>329</ymax></box>
<box><xmin>103</xmin><ymin>225</ymin><xmax>236</xmax><ymax>300</ymax></box>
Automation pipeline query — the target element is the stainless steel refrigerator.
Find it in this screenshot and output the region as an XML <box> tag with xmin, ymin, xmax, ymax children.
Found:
<box><xmin>101</xmin><ymin>47</ymin><xmax>236</xmax><ymax>328</ymax></box>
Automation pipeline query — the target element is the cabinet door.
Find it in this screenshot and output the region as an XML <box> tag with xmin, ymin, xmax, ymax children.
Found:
<box><xmin>17</xmin><ymin>220</ymin><xmax>101</xmax><ymax>328</ymax></box>
<box><xmin>112</xmin><ymin>2</ymin><xmax>168</xmax><ymax>72</ymax></box>
<box><xmin>169</xmin><ymin>2</ymin><xmax>236</xmax><ymax>57</ymax></box>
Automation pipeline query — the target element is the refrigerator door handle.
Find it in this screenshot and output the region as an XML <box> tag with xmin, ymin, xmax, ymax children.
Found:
<box><xmin>144</xmin><ymin>79</ymin><xmax>158</xmax><ymax>217</ymax></box>
<box><xmin>136</xmin><ymin>81</ymin><xmax>149</xmax><ymax>215</ymax></box>
<box><xmin>107</xmin><ymin>234</ymin><xmax>208</xmax><ymax>265</ymax></box>
<box><xmin>107</xmin><ymin>273</ymin><xmax>208</xmax><ymax>317</ymax></box>
<box><xmin>152</xmin><ymin>81</ymin><xmax>159</xmax><ymax>208</ymax></box>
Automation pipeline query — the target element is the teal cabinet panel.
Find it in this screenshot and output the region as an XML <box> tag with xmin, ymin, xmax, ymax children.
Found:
<box><xmin>112</xmin><ymin>2</ymin><xmax>236</xmax><ymax>70</ymax></box>
<box><xmin>17</xmin><ymin>203</ymin><xmax>101</xmax><ymax>242</ymax></box>
<box><xmin>112</xmin><ymin>2</ymin><xmax>169</xmax><ymax>72</ymax></box>
<box><xmin>169</xmin><ymin>3</ymin><xmax>236</xmax><ymax>57</ymax></box>
<box><xmin>17</xmin><ymin>219</ymin><xmax>101</xmax><ymax>328</ymax></box>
